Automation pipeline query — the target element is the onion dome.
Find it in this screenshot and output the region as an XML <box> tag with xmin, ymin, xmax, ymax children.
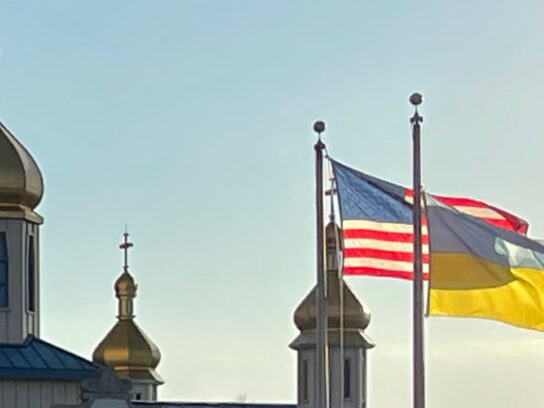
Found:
<box><xmin>93</xmin><ymin>233</ymin><xmax>163</xmax><ymax>384</ymax></box>
<box><xmin>93</xmin><ymin>269</ymin><xmax>163</xmax><ymax>383</ymax></box>
<box><xmin>92</xmin><ymin>318</ymin><xmax>162</xmax><ymax>382</ymax></box>
<box><xmin>291</xmin><ymin>222</ymin><xmax>374</xmax><ymax>349</ymax></box>
<box><xmin>294</xmin><ymin>222</ymin><xmax>371</xmax><ymax>331</ymax></box>
<box><xmin>0</xmin><ymin>121</ymin><xmax>44</xmax><ymax>223</ymax></box>
<box><xmin>115</xmin><ymin>271</ymin><xmax>137</xmax><ymax>303</ymax></box>
<box><xmin>293</xmin><ymin>272</ymin><xmax>371</xmax><ymax>332</ymax></box>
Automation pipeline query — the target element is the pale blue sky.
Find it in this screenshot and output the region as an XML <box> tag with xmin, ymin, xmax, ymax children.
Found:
<box><xmin>1</xmin><ymin>1</ymin><xmax>544</xmax><ymax>407</ymax></box>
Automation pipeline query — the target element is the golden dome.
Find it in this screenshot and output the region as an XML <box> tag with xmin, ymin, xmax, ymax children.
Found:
<box><xmin>92</xmin><ymin>319</ymin><xmax>163</xmax><ymax>383</ymax></box>
<box><xmin>293</xmin><ymin>222</ymin><xmax>371</xmax><ymax>331</ymax></box>
<box><xmin>293</xmin><ymin>271</ymin><xmax>371</xmax><ymax>332</ymax></box>
<box><xmin>115</xmin><ymin>271</ymin><xmax>137</xmax><ymax>298</ymax></box>
<box><xmin>0</xmin><ymin>121</ymin><xmax>44</xmax><ymax>223</ymax></box>
<box><xmin>93</xmin><ymin>236</ymin><xmax>163</xmax><ymax>385</ymax></box>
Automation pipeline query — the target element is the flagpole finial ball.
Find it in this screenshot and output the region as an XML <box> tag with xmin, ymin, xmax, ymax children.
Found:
<box><xmin>313</xmin><ymin>120</ymin><xmax>326</xmax><ymax>134</ymax></box>
<box><xmin>410</xmin><ymin>93</ymin><xmax>423</xmax><ymax>106</ymax></box>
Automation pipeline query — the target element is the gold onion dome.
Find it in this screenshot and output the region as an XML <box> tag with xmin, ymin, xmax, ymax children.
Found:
<box><xmin>294</xmin><ymin>222</ymin><xmax>371</xmax><ymax>332</ymax></box>
<box><xmin>93</xmin><ymin>269</ymin><xmax>163</xmax><ymax>383</ymax></box>
<box><xmin>115</xmin><ymin>271</ymin><xmax>137</xmax><ymax>298</ymax></box>
<box><xmin>92</xmin><ymin>318</ymin><xmax>162</xmax><ymax>371</ymax></box>
<box><xmin>93</xmin><ymin>233</ymin><xmax>163</xmax><ymax>383</ymax></box>
<box><xmin>293</xmin><ymin>271</ymin><xmax>371</xmax><ymax>331</ymax></box>
<box><xmin>0</xmin><ymin>121</ymin><xmax>44</xmax><ymax>223</ymax></box>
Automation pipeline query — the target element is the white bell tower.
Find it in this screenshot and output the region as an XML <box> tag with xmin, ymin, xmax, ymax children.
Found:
<box><xmin>0</xmin><ymin>121</ymin><xmax>44</xmax><ymax>343</ymax></box>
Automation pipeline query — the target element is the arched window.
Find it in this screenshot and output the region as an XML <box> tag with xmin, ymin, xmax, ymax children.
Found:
<box><xmin>27</xmin><ymin>236</ymin><xmax>35</xmax><ymax>312</ymax></box>
<box><xmin>0</xmin><ymin>233</ymin><xmax>7</xmax><ymax>308</ymax></box>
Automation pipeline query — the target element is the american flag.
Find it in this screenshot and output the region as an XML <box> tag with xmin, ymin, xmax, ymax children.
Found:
<box><xmin>331</xmin><ymin>159</ymin><xmax>528</xmax><ymax>280</ymax></box>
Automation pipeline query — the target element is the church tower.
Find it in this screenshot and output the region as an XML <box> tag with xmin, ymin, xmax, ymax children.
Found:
<box><xmin>290</xmin><ymin>221</ymin><xmax>374</xmax><ymax>408</ymax></box>
<box><xmin>0</xmin><ymin>121</ymin><xmax>44</xmax><ymax>343</ymax></box>
<box><xmin>93</xmin><ymin>232</ymin><xmax>164</xmax><ymax>401</ymax></box>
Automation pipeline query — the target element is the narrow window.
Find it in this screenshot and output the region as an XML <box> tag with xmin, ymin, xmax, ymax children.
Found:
<box><xmin>344</xmin><ymin>358</ymin><xmax>351</xmax><ymax>400</ymax></box>
<box><xmin>302</xmin><ymin>359</ymin><xmax>309</xmax><ymax>402</ymax></box>
<box><xmin>0</xmin><ymin>233</ymin><xmax>7</xmax><ymax>308</ymax></box>
<box><xmin>362</xmin><ymin>355</ymin><xmax>366</xmax><ymax>405</ymax></box>
<box><xmin>27</xmin><ymin>236</ymin><xmax>35</xmax><ymax>312</ymax></box>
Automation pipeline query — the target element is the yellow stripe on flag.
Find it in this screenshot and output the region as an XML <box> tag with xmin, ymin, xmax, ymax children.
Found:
<box><xmin>430</xmin><ymin>266</ymin><xmax>544</xmax><ymax>331</ymax></box>
<box><xmin>430</xmin><ymin>253</ymin><xmax>514</xmax><ymax>289</ymax></box>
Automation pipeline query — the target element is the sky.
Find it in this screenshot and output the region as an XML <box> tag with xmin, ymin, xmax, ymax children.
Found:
<box><xmin>1</xmin><ymin>1</ymin><xmax>544</xmax><ymax>407</ymax></box>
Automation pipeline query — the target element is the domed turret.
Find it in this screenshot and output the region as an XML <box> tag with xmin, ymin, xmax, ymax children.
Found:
<box><xmin>0</xmin><ymin>121</ymin><xmax>43</xmax><ymax>223</ymax></box>
<box><xmin>114</xmin><ymin>271</ymin><xmax>137</xmax><ymax>314</ymax></box>
<box><xmin>293</xmin><ymin>222</ymin><xmax>371</xmax><ymax>332</ymax></box>
<box><xmin>0</xmin><ymin>120</ymin><xmax>43</xmax><ymax>343</ymax></box>
<box><xmin>290</xmin><ymin>221</ymin><xmax>374</xmax><ymax>408</ymax></box>
<box><xmin>293</xmin><ymin>271</ymin><xmax>371</xmax><ymax>332</ymax></box>
<box><xmin>93</xmin><ymin>232</ymin><xmax>163</xmax><ymax>401</ymax></box>
<box><xmin>92</xmin><ymin>316</ymin><xmax>162</xmax><ymax>373</ymax></box>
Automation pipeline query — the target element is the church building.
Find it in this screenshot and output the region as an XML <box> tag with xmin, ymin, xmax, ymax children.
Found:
<box><xmin>0</xmin><ymin>120</ymin><xmax>373</xmax><ymax>408</ymax></box>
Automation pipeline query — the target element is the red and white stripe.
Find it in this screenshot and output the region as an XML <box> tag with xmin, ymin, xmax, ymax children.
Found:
<box><xmin>342</xmin><ymin>219</ymin><xmax>430</xmax><ymax>280</ymax></box>
<box><xmin>405</xmin><ymin>191</ymin><xmax>528</xmax><ymax>234</ymax></box>
<box><xmin>343</xmin><ymin>192</ymin><xmax>528</xmax><ymax>280</ymax></box>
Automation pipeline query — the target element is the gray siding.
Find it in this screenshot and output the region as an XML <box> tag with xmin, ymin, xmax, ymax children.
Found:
<box><xmin>0</xmin><ymin>380</ymin><xmax>80</xmax><ymax>408</ymax></box>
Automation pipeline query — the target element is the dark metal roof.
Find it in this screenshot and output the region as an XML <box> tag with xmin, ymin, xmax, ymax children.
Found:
<box><xmin>135</xmin><ymin>403</ymin><xmax>295</xmax><ymax>408</ymax></box>
<box><xmin>0</xmin><ymin>335</ymin><xmax>99</xmax><ymax>381</ymax></box>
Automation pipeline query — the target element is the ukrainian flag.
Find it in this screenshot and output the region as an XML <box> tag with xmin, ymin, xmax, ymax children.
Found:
<box><xmin>426</xmin><ymin>194</ymin><xmax>544</xmax><ymax>331</ymax></box>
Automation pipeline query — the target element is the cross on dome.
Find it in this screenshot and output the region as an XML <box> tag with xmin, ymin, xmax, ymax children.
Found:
<box><xmin>325</xmin><ymin>175</ymin><xmax>337</xmax><ymax>222</ymax></box>
<box><xmin>119</xmin><ymin>230</ymin><xmax>134</xmax><ymax>271</ymax></box>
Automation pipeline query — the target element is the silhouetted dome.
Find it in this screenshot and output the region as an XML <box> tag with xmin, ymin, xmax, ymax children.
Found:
<box><xmin>114</xmin><ymin>271</ymin><xmax>137</xmax><ymax>298</ymax></box>
<box><xmin>293</xmin><ymin>272</ymin><xmax>371</xmax><ymax>331</ymax></box>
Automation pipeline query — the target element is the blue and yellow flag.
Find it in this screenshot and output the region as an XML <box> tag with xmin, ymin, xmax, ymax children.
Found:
<box><xmin>426</xmin><ymin>194</ymin><xmax>544</xmax><ymax>331</ymax></box>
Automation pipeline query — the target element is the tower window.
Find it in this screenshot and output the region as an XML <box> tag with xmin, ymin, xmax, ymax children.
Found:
<box><xmin>344</xmin><ymin>358</ymin><xmax>351</xmax><ymax>400</ymax></box>
<box><xmin>301</xmin><ymin>359</ymin><xmax>309</xmax><ymax>402</ymax></box>
<box><xmin>0</xmin><ymin>233</ymin><xmax>7</xmax><ymax>308</ymax></box>
<box><xmin>362</xmin><ymin>350</ymin><xmax>367</xmax><ymax>405</ymax></box>
<box><xmin>27</xmin><ymin>236</ymin><xmax>35</xmax><ymax>312</ymax></box>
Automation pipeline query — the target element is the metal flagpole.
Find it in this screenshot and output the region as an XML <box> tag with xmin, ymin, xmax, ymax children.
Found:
<box><xmin>410</xmin><ymin>93</ymin><xmax>425</xmax><ymax>408</ymax></box>
<box><xmin>313</xmin><ymin>120</ymin><xmax>329</xmax><ymax>408</ymax></box>
<box><xmin>326</xmin><ymin>161</ymin><xmax>344</xmax><ymax>408</ymax></box>
<box><xmin>333</xmin><ymin>175</ymin><xmax>344</xmax><ymax>408</ymax></box>
<box><xmin>338</xmin><ymin>240</ymin><xmax>344</xmax><ymax>408</ymax></box>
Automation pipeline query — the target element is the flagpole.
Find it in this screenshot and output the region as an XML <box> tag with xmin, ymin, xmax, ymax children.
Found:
<box><xmin>410</xmin><ymin>92</ymin><xmax>425</xmax><ymax>408</ymax></box>
<box><xmin>313</xmin><ymin>120</ymin><xmax>329</xmax><ymax>408</ymax></box>
<box><xmin>326</xmin><ymin>164</ymin><xmax>344</xmax><ymax>408</ymax></box>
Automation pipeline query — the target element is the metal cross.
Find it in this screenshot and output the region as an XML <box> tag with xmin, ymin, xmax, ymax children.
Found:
<box><xmin>119</xmin><ymin>230</ymin><xmax>134</xmax><ymax>270</ymax></box>
<box><xmin>325</xmin><ymin>174</ymin><xmax>337</xmax><ymax>222</ymax></box>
